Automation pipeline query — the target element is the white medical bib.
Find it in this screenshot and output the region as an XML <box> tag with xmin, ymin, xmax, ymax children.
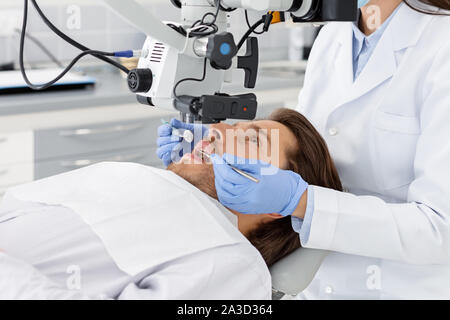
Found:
<box><xmin>2</xmin><ymin>162</ymin><xmax>245</xmax><ymax>276</ymax></box>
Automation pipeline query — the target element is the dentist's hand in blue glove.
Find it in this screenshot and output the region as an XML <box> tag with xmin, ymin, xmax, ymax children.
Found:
<box><xmin>156</xmin><ymin>119</ymin><xmax>208</xmax><ymax>167</ymax></box>
<box><xmin>211</xmin><ymin>153</ymin><xmax>308</xmax><ymax>217</ymax></box>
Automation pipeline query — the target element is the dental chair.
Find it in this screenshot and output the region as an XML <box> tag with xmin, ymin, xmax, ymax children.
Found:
<box><xmin>270</xmin><ymin>248</ymin><xmax>329</xmax><ymax>299</ymax></box>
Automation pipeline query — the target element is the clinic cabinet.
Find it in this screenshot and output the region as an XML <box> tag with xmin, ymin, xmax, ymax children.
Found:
<box><xmin>33</xmin><ymin>118</ymin><xmax>162</xmax><ymax>179</ymax></box>
<box><xmin>0</xmin><ymin>108</ymin><xmax>174</xmax><ymax>197</ymax></box>
<box><xmin>0</xmin><ymin>131</ymin><xmax>34</xmax><ymax>195</ymax></box>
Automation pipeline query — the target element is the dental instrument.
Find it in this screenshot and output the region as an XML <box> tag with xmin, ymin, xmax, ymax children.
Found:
<box><xmin>198</xmin><ymin>150</ymin><xmax>260</xmax><ymax>184</ymax></box>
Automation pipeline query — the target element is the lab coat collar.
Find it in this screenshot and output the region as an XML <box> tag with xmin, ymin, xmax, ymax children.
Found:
<box><xmin>333</xmin><ymin>3</ymin><xmax>433</xmax><ymax>107</ymax></box>
<box><xmin>337</xmin><ymin>2</ymin><xmax>431</xmax><ymax>50</ymax></box>
<box><xmin>389</xmin><ymin>3</ymin><xmax>434</xmax><ymax>52</ymax></box>
<box><xmin>351</xmin><ymin>5</ymin><xmax>399</xmax><ymax>56</ymax></box>
<box><xmin>333</xmin><ymin>22</ymin><xmax>355</xmax><ymax>100</ymax></box>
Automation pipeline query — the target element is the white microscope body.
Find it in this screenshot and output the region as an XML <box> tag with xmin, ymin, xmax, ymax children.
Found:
<box><xmin>104</xmin><ymin>0</ymin><xmax>357</xmax><ymax>123</ymax></box>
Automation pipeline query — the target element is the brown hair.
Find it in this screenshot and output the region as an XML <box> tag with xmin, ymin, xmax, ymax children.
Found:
<box><xmin>247</xmin><ymin>108</ymin><xmax>343</xmax><ymax>267</ymax></box>
<box><xmin>404</xmin><ymin>0</ymin><xmax>450</xmax><ymax>14</ymax></box>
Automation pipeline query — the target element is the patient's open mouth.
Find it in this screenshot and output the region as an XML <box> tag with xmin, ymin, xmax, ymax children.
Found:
<box><xmin>193</xmin><ymin>140</ymin><xmax>215</xmax><ymax>163</ymax></box>
<box><xmin>178</xmin><ymin>139</ymin><xmax>215</xmax><ymax>164</ymax></box>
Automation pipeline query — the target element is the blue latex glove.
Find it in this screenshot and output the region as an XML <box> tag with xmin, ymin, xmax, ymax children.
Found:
<box><xmin>211</xmin><ymin>153</ymin><xmax>308</xmax><ymax>216</ymax></box>
<box><xmin>156</xmin><ymin>119</ymin><xmax>208</xmax><ymax>167</ymax></box>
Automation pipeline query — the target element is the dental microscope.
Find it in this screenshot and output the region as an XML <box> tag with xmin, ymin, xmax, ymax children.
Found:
<box><xmin>20</xmin><ymin>0</ymin><xmax>358</xmax><ymax>123</ymax></box>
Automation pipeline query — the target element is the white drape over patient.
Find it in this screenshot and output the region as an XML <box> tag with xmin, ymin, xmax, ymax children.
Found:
<box><xmin>0</xmin><ymin>162</ymin><xmax>270</xmax><ymax>299</ymax></box>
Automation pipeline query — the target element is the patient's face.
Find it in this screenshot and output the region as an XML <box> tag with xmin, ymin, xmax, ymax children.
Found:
<box><xmin>168</xmin><ymin>120</ymin><xmax>297</xmax><ymax>235</ymax></box>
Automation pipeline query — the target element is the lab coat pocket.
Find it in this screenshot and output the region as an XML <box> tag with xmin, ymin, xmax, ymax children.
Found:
<box><xmin>373</xmin><ymin>111</ymin><xmax>420</xmax><ymax>190</ymax></box>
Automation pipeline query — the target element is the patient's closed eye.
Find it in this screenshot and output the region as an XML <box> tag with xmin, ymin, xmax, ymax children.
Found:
<box><xmin>244</xmin><ymin>135</ymin><xmax>259</xmax><ymax>145</ymax></box>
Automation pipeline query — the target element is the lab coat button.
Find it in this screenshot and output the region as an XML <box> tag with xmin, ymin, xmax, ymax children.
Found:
<box><xmin>328</xmin><ymin>127</ymin><xmax>338</xmax><ymax>136</ymax></box>
<box><xmin>325</xmin><ymin>286</ymin><xmax>334</xmax><ymax>294</ymax></box>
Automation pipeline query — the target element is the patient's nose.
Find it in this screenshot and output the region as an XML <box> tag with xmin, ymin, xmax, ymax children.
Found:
<box><xmin>208</xmin><ymin>123</ymin><xmax>232</xmax><ymax>154</ymax></box>
<box><xmin>209</xmin><ymin>123</ymin><xmax>231</xmax><ymax>142</ymax></box>
<box><xmin>208</xmin><ymin>128</ymin><xmax>220</xmax><ymax>143</ymax></box>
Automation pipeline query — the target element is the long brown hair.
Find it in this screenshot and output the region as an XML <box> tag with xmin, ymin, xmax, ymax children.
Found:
<box><xmin>247</xmin><ymin>108</ymin><xmax>343</xmax><ymax>267</ymax></box>
<box><xmin>404</xmin><ymin>0</ymin><xmax>450</xmax><ymax>14</ymax></box>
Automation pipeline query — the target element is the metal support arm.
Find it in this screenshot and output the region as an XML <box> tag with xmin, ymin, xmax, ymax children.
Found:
<box><xmin>103</xmin><ymin>0</ymin><xmax>186</xmax><ymax>52</ymax></box>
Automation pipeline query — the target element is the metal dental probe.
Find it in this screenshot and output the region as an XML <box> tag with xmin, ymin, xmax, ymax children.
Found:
<box><xmin>198</xmin><ymin>150</ymin><xmax>260</xmax><ymax>184</ymax></box>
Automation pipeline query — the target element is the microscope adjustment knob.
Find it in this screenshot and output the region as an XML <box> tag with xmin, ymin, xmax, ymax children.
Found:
<box><xmin>237</xmin><ymin>37</ymin><xmax>259</xmax><ymax>89</ymax></box>
<box><xmin>127</xmin><ymin>68</ymin><xmax>153</xmax><ymax>93</ymax></box>
<box><xmin>206</xmin><ymin>32</ymin><xmax>238</xmax><ymax>70</ymax></box>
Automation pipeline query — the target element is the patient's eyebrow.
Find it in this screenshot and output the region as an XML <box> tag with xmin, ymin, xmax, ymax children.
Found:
<box><xmin>247</xmin><ymin>124</ymin><xmax>270</xmax><ymax>145</ymax></box>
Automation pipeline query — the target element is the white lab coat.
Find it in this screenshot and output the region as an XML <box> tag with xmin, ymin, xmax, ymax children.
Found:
<box><xmin>296</xmin><ymin>3</ymin><xmax>450</xmax><ymax>299</ymax></box>
<box><xmin>0</xmin><ymin>162</ymin><xmax>271</xmax><ymax>300</ymax></box>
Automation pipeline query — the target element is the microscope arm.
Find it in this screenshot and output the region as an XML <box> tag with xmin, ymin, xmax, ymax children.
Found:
<box><xmin>218</xmin><ymin>0</ymin><xmax>302</xmax><ymax>12</ymax></box>
<box><xmin>103</xmin><ymin>0</ymin><xmax>186</xmax><ymax>52</ymax></box>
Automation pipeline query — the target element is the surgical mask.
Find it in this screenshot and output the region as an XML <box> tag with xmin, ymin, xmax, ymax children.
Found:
<box><xmin>358</xmin><ymin>0</ymin><xmax>370</xmax><ymax>8</ymax></box>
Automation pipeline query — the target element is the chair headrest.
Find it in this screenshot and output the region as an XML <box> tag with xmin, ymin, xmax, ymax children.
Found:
<box><xmin>270</xmin><ymin>248</ymin><xmax>329</xmax><ymax>296</ymax></box>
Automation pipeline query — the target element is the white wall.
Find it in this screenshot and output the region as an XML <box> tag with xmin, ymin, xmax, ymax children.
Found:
<box><xmin>0</xmin><ymin>0</ymin><xmax>179</xmax><ymax>65</ymax></box>
<box><xmin>0</xmin><ymin>0</ymin><xmax>165</xmax><ymax>7</ymax></box>
<box><xmin>0</xmin><ymin>0</ymin><xmax>291</xmax><ymax>66</ymax></box>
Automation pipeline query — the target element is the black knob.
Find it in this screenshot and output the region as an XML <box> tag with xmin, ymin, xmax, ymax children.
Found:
<box><xmin>127</xmin><ymin>69</ymin><xmax>153</xmax><ymax>93</ymax></box>
<box><xmin>206</xmin><ymin>32</ymin><xmax>237</xmax><ymax>70</ymax></box>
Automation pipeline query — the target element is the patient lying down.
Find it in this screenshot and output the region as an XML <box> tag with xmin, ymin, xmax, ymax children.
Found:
<box><xmin>0</xmin><ymin>108</ymin><xmax>342</xmax><ymax>300</ymax></box>
<box><xmin>169</xmin><ymin>108</ymin><xmax>342</xmax><ymax>266</ymax></box>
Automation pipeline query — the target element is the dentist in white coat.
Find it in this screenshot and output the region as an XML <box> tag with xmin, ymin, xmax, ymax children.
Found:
<box><xmin>205</xmin><ymin>0</ymin><xmax>450</xmax><ymax>299</ymax></box>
